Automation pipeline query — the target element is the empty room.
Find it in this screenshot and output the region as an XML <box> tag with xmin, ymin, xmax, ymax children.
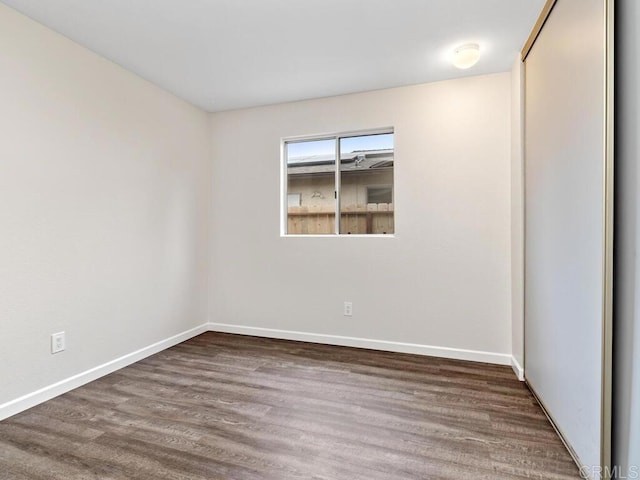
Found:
<box><xmin>1</xmin><ymin>0</ymin><xmax>638</xmax><ymax>479</ymax></box>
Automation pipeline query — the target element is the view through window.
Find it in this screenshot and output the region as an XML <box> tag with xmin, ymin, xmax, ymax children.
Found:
<box><xmin>285</xmin><ymin>130</ymin><xmax>394</xmax><ymax>235</ymax></box>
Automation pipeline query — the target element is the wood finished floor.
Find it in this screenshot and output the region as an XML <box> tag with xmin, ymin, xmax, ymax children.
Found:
<box><xmin>0</xmin><ymin>332</ymin><xmax>580</xmax><ymax>480</ymax></box>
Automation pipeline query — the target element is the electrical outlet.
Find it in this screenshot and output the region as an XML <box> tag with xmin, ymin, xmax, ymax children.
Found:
<box><xmin>51</xmin><ymin>332</ymin><xmax>65</xmax><ymax>354</ymax></box>
<box><xmin>344</xmin><ymin>301</ymin><xmax>353</xmax><ymax>316</ymax></box>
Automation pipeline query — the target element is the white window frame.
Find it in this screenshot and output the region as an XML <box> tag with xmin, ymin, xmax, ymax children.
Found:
<box><xmin>281</xmin><ymin>127</ymin><xmax>394</xmax><ymax>237</ymax></box>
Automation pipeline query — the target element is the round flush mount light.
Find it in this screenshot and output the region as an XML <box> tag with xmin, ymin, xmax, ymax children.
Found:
<box><xmin>452</xmin><ymin>43</ymin><xmax>480</xmax><ymax>69</ymax></box>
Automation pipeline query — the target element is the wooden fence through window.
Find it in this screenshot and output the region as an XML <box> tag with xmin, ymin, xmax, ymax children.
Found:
<box><xmin>287</xmin><ymin>203</ymin><xmax>394</xmax><ymax>234</ymax></box>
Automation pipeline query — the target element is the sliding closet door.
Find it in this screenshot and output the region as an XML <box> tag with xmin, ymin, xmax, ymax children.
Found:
<box><xmin>524</xmin><ymin>0</ymin><xmax>612</xmax><ymax>476</ymax></box>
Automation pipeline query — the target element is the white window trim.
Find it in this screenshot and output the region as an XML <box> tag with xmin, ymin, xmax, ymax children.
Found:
<box><xmin>280</xmin><ymin>127</ymin><xmax>394</xmax><ymax>237</ymax></box>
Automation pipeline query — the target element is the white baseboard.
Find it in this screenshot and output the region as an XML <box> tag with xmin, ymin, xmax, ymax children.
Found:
<box><xmin>207</xmin><ymin>322</ymin><xmax>512</xmax><ymax>366</ymax></box>
<box><xmin>0</xmin><ymin>323</ymin><xmax>208</xmax><ymax>421</ymax></box>
<box><xmin>511</xmin><ymin>356</ymin><xmax>525</xmax><ymax>381</ymax></box>
<box><xmin>0</xmin><ymin>322</ymin><xmax>517</xmax><ymax>421</ymax></box>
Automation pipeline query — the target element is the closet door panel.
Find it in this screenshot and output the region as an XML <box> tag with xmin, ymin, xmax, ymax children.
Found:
<box><xmin>524</xmin><ymin>0</ymin><xmax>610</xmax><ymax>474</ymax></box>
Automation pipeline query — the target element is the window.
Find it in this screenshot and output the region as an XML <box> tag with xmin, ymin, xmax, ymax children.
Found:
<box><xmin>287</xmin><ymin>193</ymin><xmax>301</xmax><ymax>208</ymax></box>
<box><xmin>367</xmin><ymin>186</ymin><xmax>393</xmax><ymax>204</ymax></box>
<box><xmin>284</xmin><ymin>129</ymin><xmax>394</xmax><ymax>235</ymax></box>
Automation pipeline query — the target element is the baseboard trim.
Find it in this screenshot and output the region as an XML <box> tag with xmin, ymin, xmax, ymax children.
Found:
<box><xmin>0</xmin><ymin>323</ymin><xmax>208</xmax><ymax>421</ymax></box>
<box><xmin>0</xmin><ymin>322</ymin><xmax>515</xmax><ymax>421</ymax></box>
<box><xmin>511</xmin><ymin>356</ymin><xmax>525</xmax><ymax>381</ymax></box>
<box><xmin>207</xmin><ymin>322</ymin><xmax>511</xmax><ymax>366</ymax></box>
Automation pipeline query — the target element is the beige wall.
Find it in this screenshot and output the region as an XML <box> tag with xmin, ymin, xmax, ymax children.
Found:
<box><xmin>0</xmin><ymin>5</ymin><xmax>211</xmax><ymax>410</ymax></box>
<box><xmin>288</xmin><ymin>175</ymin><xmax>334</xmax><ymax>208</ymax></box>
<box><xmin>289</xmin><ymin>170</ymin><xmax>393</xmax><ymax>208</ymax></box>
<box><xmin>210</xmin><ymin>73</ymin><xmax>512</xmax><ymax>362</ymax></box>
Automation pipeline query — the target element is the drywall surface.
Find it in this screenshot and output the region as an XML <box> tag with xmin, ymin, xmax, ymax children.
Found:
<box><xmin>209</xmin><ymin>73</ymin><xmax>512</xmax><ymax>361</ymax></box>
<box><xmin>614</xmin><ymin>0</ymin><xmax>640</xmax><ymax>476</ymax></box>
<box><xmin>0</xmin><ymin>5</ymin><xmax>211</xmax><ymax>407</ymax></box>
<box><xmin>510</xmin><ymin>57</ymin><xmax>525</xmax><ymax>377</ymax></box>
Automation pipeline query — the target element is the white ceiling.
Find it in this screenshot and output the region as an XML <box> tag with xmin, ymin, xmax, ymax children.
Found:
<box><xmin>1</xmin><ymin>0</ymin><xmax>545</xmax><ymax>112</ymax></box>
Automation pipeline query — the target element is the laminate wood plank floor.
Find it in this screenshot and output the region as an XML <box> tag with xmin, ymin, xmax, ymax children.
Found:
<box><xmin>0</xmin><ymin>332</ymin><xmax>580</xmax><ymax>479</ymax></box>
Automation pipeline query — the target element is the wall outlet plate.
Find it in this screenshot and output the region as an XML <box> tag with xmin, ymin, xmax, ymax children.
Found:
<box><xmin>51</xmin><ymin>332</ymin><xmax>65</xmax><ymax>354</ymax></box>
<box><xmin>344</xmin><ymin>301</ymin><xmax>353</xmax><ymax>316</ymax></box>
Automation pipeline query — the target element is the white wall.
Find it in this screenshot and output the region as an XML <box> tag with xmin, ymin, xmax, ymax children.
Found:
<box><xmin>614</xmin><ymin>0</ymin><xmax>640</xmax><ymax>475</ymax></box>
<box><xmin>0</xmin><ymin>5</ymin><xmax>211</xmax><ymax>413</ymax></box>
<box><xmin>510</xmin><ymin>57</ymin><xmax>525</xmax><ymax>379</ymax></box>
<box><xmin>209</xmin><ymin>73</ymin><xmax>513</xmax><ymax>363</ymax></box>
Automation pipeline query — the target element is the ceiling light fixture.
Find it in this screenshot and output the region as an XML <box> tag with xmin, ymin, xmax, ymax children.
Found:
<box><xmin>452</xmin><ymin>43</ymin><xmax>480</xmax><ymax>69</ymax></box>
